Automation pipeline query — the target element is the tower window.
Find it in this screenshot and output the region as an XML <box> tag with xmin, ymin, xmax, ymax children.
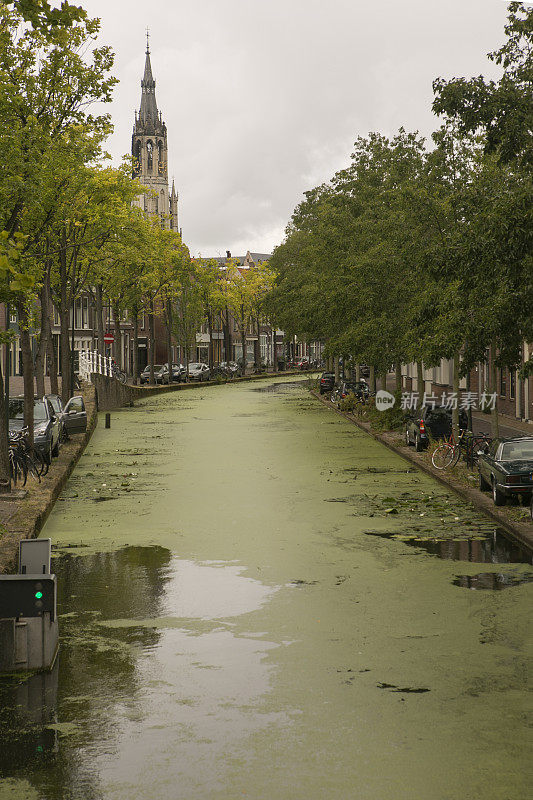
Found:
<box><xmin>134</xmin><ymin>140</ymin><xmax>141</xmax><ymax>175</ymax></box>
<box><xmin>147</xmin><ymin>140</ymin><xmax>153</xmax><ymax>171</ymax></box>
<box><xmin>158</xmin><ymin>141</ymin><xmax>164</xmax><ymax>174</ymax></box>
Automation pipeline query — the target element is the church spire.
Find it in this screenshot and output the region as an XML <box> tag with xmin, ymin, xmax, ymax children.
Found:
<box><xmin>139</xmin><ymin>30</ymin><xmax>158</xmax><ymax>123</ymax></box>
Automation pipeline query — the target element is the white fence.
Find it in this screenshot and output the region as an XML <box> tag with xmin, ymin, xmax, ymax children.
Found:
<box><xmin>79</xmin><ymin>350</ymin><xmax>114</xmax><ymax>380</ymax></box>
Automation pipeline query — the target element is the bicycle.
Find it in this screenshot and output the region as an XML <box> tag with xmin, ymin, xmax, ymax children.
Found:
<box><xmin>432</xmin><ymin>429</ymin><xmax>491</xmax><ymax>470</ymax></box>
<box><xmin>9</xmin><ymin>428</ymin><xmax>49</xmax><ymax>485</ymax></box>
<box><xmin>112</xmin><ymin>364</ymin><xmax>127</xmax><ymax>384</ymax></box>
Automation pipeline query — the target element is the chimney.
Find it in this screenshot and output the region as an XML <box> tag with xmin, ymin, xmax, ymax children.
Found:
<box><xmin>226</xmin><ymin>250</ymin><xmax>231</xmax><ymax>259</ymax></box>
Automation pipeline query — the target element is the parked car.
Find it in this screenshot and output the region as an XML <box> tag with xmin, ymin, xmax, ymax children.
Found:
<box><xmin>188</xmin><ymin>362</ymin><xmax>210</xmax><ymax>381</ymax></box>
<box><xmin>140</xmin><ymin>365</ymin><xmax>165</xmax><ymax>384</ymax></box>
<box><xmin>331</xmin><ymin>380</ymin><xmax>370</xmax><ymax>406</ymax></box>
<box><xmin>46</xmin><ymin>394</ymin><xmax>88</xmax><ymax>441</ymax></box>
<box><xmin>478</xmin><ymin>436</ymin><xmax>533</xmax><ymax>506</ymax></box>
<box><xmin>9</xmin><ymin>396</ymin><xmax>61</xmax><ymax>464</ymax></box>
<box><xmin>297</xmin><ymin>358</ymin><xmax>311</xmax><ymax>370</ymax></box>
<box><xmin>405</xmin><ymin>406</ymin><xmax>469</xmax><ymax>452</ymax></box>
<box><xmin>159</xmin><ymin>363</ymin><xmax>186</xmax><ymax>383</ymax></box>
<box><xmin>319</xmin><ymin>372</ymin><xmax>336</xmax><ymax>395</ymax></box>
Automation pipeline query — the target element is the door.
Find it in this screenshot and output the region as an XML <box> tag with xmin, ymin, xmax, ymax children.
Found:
<box><xmin>63</xmin><ymin>396</ymin><xmax>87</xmax><ymax>434</ymax></box>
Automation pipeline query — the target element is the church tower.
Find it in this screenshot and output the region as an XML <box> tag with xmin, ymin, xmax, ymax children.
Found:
<box><xmin>132</xmin><ymin>35</ymin><xmax>179</xmax><ymax>233</ymax></box>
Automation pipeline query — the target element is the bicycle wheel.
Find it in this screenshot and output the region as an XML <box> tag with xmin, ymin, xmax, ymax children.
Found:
<box><xmin>26</xmin><ymin>455</ymin><xmax>41</xmax><ymax>483</ymax></box>
<box><xmin>32</xmin><ymin>447</ymin><xmax>48</xmax><ymax>477</ymax></box>
<box><xmin>432</xmin><ymin>444</ymin><xmax>456</xmax><ymax>470</ymax></box>
<box><xmin>450</xmin><ymin>443</ymin><xmax>462</xmax><ymax>467</ymax></box>
<box><xmin>12</xmin><ymin>451</ymin><xmax>28</xmax><ymax>487</ymax></box>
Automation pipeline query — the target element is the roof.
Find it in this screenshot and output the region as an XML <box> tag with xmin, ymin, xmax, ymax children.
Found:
<box><xmin>139</xmin><ymin>46</ymin><xmax>159</xmax><ymax>124</ymax></box>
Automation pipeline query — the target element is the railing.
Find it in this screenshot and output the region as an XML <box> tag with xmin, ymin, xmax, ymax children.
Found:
<box><xmin>79</xmin><ymin>350</ymin><xmax>114</xmax><ymax>380</ymax></box>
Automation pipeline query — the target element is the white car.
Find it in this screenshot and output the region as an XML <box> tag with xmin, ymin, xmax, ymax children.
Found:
<box><xmin>187</xmin><ymin>362</ymin><xmax>211</xmax><ymax>381</ymax></box>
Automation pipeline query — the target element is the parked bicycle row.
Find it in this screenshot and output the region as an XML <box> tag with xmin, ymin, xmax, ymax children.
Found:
<box><xmin>8</xmin><ymin>394</ymin><xmax>87</xmax><ymax>486</ymax></box>
<box><xmin>319</xmin><ymin>371</ymin><xmax>533</xmax><ymax>521</ymax></box>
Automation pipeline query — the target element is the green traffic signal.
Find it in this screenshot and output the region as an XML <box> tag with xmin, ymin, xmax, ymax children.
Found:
<box><xmin>35</xmin><ymin>591</ymin><xmax>43</xmax><ymax>599</ymax></box>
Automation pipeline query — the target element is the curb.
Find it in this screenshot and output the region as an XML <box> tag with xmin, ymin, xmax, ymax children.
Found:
<box><xmin>311</xmin><ymin>391</ymin><xmax>533</xmax><ymax>552</ymax></box>
<box><xmin>0</xmin><ymin>385</ymin><xmax>98</xmax><ymax>575</ymax></box>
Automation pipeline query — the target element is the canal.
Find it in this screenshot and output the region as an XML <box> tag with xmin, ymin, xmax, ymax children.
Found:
<box><xmin>0</xmin><ymin>377</ymin><xmax>531</xmax><ymax>799</ymax></box>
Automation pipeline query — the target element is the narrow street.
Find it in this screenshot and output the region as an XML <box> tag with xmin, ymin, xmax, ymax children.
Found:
<box><xmin>0</xmin><ymin>376</ymin><xmax>531</xmax><ymax>800</ymax></box>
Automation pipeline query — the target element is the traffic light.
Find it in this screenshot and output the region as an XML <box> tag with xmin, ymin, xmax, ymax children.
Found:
<box><xmin>0</xmin><ymin>576</ymin><xmax>56</xmax><ymax>620</ymax></box>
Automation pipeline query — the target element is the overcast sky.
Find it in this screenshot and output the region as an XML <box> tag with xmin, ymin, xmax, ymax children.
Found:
<box><xmin>79</xmin><ymin>0</ymin><xmax>511</xmax><ymax>257</ymax></box>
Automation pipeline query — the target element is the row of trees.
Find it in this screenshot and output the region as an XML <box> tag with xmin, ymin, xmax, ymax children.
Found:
<box><xmin>267</xmin><ymin>2</ymin><xmax>532</xmax><ymax>436</ymax></box>
<box><xmin>0</xmin><ymin>1</ymin><xmax>279</xmax><ymax>485</ymax></box>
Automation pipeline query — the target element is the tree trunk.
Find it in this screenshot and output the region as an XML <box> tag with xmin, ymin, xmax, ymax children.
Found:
<box><xmin>241</xmin><ymin>317</ymin><xmax>247</xmax><ymax>376</ymax></box>
<box><xmin>254</xmin><ymin>316</ymin><xmax>261</xmax><ymax>371</ymax></box>
<box><xmin>490</xmin><ymin>343</ymin><xmax>499</xmax><ymax>438</ymax></box>
<box><xmin>47</xmin><ymin>311</ymin><xmax>59</xmax><ymax>396</ymax></box>
<box><xmin>395</xmin><ymin>362</ymin><xmax>402</xmax><ymax>391</ymax></box>
<box><xmin>148</xmin><ymin>298</ymin><xmax>155</xmax><ymax>385</ymax></box>
<box><xmin>369</xmin><ymin>365</ymin><xmax>376</xmax><ymax>394</ymax></box>
<box><xmin>466</xmin><ymin>370</ymin><xmax>473</xmax><ymax>432</ymax></box>
<box><xmin>272</xmin><ymin>326</ymin><xmax>277</xmax><ymax>372</ymax></box>
<box><xmin>452</xmin><ymin>351</ymin><xmax>460</xmax><ymax>438</ymax></box>
<box><xmin>381</xmin><ymin>369</ymin><xmax>388</xmax><ymax>392</ymax></box>
<box><xmin>95</xmin><ymin>283</ymin><xmax>105</xmax><ymax>355</ymax></box>
<box><xmin>0</xmin><ymin>356</ymin><xmax>10</xmax><ymax>488</ymax></box>
<box><xmin>207</xmin><ymin>308</ymin><xmax>213</xmax><ymax>372</ymax></box>
<box><xmin>355</xmin><ymin>362</ymin><xmax>361</xmax><ymax>381</ymax></box>
<box><xmin>17</xmin><ymin>302</ymin><xmax>35</xmax><ymax>447</ymax></box>
<box><xmin>59</xmin><ymin>305</ymin><xmax>70</xmax><ymax>405</ymax></box>
<box><xmin>416</xmin><ymin>361</ymin><xmax>425</xmax><ymax>403</ymax></box>
<box><xmin>334</xmin><ymin>357</ymin><xmax>340</xmax><ymax>384</ymax></box>
<box><xmin>166</xmin><ymin>299</ymin><xmax>173</xmax><ymax>383</ymax></box>
<box><xmin>34</xmin><ymin>288</ymin><xmax>46</xmax><ymax>400</ymax></box>
<box><xmin>132</xmin><ymin>307</ymin><xmax>139</xmax><ymax>385</ymax></box>
<box><xmin>113</xmin><ymin>302</ymin><xmax>122</xmax><ymax>371</ymax></box>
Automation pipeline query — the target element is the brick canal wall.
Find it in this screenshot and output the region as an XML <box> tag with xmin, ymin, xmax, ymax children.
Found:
<box><xmin>0</xmin><ymin>385</ymin><xmax>98</xmax><ymax>575</ymax></box>
<box><xmin>92</xmin><ymin>369</ymin><xmax>304</xmax><ymax>411</ymax></box>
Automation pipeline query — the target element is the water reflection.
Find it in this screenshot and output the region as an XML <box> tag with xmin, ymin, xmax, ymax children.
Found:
<box><xmin>453</xmin><ymin>572</ymin><xmax>533</xmax><ymax>590</ymax></box>
<box><xmin>0</xmin><ymin>546</ymin><xmax>173</xmax><ymax>799</ymax></box>
<box><xmin>364</xmin><ymin>528</ymin><xmax>532</xmax><ymax>564</ymax></box>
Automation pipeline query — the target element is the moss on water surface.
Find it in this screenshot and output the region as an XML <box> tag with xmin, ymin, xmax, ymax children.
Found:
<box><xmin>0</xmin><ymin>376</ymin><xmax>530</xmax><ymax>800</ymax></box>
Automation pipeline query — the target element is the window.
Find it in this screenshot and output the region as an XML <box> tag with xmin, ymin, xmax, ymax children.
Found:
<box><xmin>82</xmin><ymin>297</ymin><xmax>89</xmax><ymax>329</ymax></box>
<box><xmin>510</xmin><ymin>370</ymin><xmax>516</xmax><ymax>400</ymax></box>
<box><xmin>260</xmin><ymin>334</ymin><xmax>267</xmax><ymax>360</ymax></box>
<box><xmin>134</xmin><ymin>140</ymin><xmax>141</xmax><ymax>174</ymax></box>
<box><xmin>147</xmin><ymin>140</ymin><xmax>153</xmax><ymax>171</ymax></box>
<box><xmin>53</xmin><ymin>307</ymin><xmax>60</xmax><ymax>327</ymax></box>
<box><xmin>158</xmin><ymin>141</ymin><xmax>164</xmax><ymax>174</ymax></box>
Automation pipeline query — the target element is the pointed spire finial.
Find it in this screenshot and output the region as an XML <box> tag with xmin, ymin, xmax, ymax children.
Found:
<box><xmin>146</xmin><ymin>27</ymin><xmax>150</xmax><ymax>54</ymax></box>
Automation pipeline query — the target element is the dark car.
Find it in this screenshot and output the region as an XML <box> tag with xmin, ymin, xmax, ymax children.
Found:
<box><xmin>46</xmin><ymin>394</ymin><xmax>88</xmax><ymax>441</ymax></box>
<box><xmin>140</xmin><ymin>365</ymin><xmax>165</xmax><ymax>385</ymax></box>
<box><xmin>9</xmin><ymin>396</ymin><xmax>61</xmax><ymax>464</ymax></box>
<box><xmin>478</xmin><ymin>436</ymin><xmax>533</xmax><ymax>506</ymax></box>
<box><xmin>319</xmin><ymin>372</ymin><xmax>335</xmax><ymax>395</ymax></box>
<box><xmin>405</xmin><ymin>406</ymin><xmax>468</xmax><ymax>452</ymax></box>
<box><xmin>160</xmin><ymin>363</ymin><xmax>186</xmax><ymax>383</ymax></box>
<box><xmin>331</xmin><ymin>380</ymin><xmax>370</xmax><ymax>406</ymax></box>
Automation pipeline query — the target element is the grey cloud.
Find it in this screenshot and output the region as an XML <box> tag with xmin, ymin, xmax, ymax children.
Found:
<box><xmin>81</xmin><ymin>0</ymin><xmax>508</xmax><ymax>255</ymax></box>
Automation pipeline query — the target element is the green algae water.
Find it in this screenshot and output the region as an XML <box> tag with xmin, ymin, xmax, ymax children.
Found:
<box><xmin>0</xmin><ymin>377</ymin><xmax>531</xmax><ymax>800</ymax></box>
